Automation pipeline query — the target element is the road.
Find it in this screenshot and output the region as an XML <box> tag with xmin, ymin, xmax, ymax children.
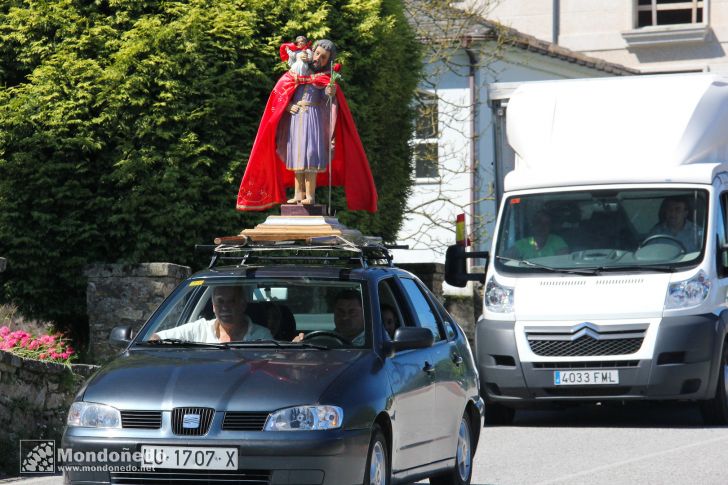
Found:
<box><xmin>7</xmin><ymin>402</ymin><xmax>728</xmax><ymax>485</ymax></box>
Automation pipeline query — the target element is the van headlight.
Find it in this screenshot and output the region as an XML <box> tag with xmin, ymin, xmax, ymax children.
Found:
<box><xmin>264</xmin><ymin>405</ymin><xmax>343</xmax><ymax>431</ymax></box>
<box><xmin>665</xmin><ymin>270</ymin><xmax>711</xmax><ymax>310</ymax></box>
<box><xmin>485</xmin><ymin>277</ymin><xmax>514</xmax><ymax>313</ymax></box>
<box><xmin>67</xmin><ymin>402</ymin><xmax>121</xmax><ymax>428</ymax></box>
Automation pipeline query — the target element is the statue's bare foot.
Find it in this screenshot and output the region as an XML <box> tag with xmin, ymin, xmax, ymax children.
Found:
<box><xmin>301</xmin><ymin>197</ymin><xmax>315</xmax><ymax>205</ymax></box>
<box><xmin>287</xmin><ymin>196</ymin><xmax>302</xmax><ymax>204</ymax></box>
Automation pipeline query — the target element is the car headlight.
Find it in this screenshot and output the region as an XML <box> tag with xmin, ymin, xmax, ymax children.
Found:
<box><xmin>67</xmin><ymin>402</ymin><xmax>121</xmax><ymax>428</ymax></box>
<box><xmin>485</xmin><ymin>277</ymin><xmax>514</xmax><ymax>313</ymax></box>
<box><xmin>264</xmin><ymin>405</ymin><xmax>343</xmax><ymax>431</ymax></box>
<box><xmin>665</xmin><ymin>270</ymin><xmax>711</xmax><ymax>310</ymax></box>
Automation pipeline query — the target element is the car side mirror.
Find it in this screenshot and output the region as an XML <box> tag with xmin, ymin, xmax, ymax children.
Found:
<box><xmin>390</xmin><ymin>327</ymin><xmax>434</xmax><ymax>353</ymax></box>
<box><xmin>444</xmin><ymin>245</ymin><xmax>488</xmax><ymax>287</ymax></box>
<box><xmin>109</xmin><ymin>325</ymin><xmax>134</xmax><ymax>347</ymax></box>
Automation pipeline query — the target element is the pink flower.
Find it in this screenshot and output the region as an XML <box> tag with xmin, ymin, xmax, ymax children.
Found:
<box><xmin>333</xmin><ymin>63</ymin><xmax>341</xmax><ymax>72</ymax></box>
<box><xmin>28</xmin><ymin>340</ymin><xmax>40</xmax><ymax>350</ymax></box>
<box><xmin>39</xmin><ymin>353</ymin><xmax>47</xmax><ymax>359</ymax></box>
<box><xmin>0</xmin><ymin>326</ymin><xmax>10</xmax><ymax>337</ymax></box>
<box><xmin>61</xmin><ymin>352</ymin><xmax>70</xmax><ymax>359</ymax></box>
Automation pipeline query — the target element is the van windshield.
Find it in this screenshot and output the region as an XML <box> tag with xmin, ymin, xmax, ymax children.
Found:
<box><xmin>494</xmin><ymin>189</ymin><xmax>707</xmax><ymax>273</ymax></box>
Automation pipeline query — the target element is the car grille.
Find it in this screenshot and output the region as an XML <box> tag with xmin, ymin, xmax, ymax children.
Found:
<box><xmin>222</xmin><ymin>412</ymin><xmax>270</xmax><ymax>431</ymax></box>
<box><xmin>120</xmin><ymin>411</ymin><xmax>162</xmax><ymax>429</ymax></box>
<box><xmin>171</xmin><ymin>407</ymin><xmax>214</xmax><ymax>436</ymax></box>
<box><xmin>111</xmin><ymin>469</ymin><xmax>271</xmax><ymax>485</ymax></box>
<box><xmin>528</xmin><ymin>334</ymin><xmax>644</xmax><ymax>356</ymax></box>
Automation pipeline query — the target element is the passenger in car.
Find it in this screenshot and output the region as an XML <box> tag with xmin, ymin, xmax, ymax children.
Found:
<box><xmin>293</xmin><ymin>289</ymin><xmax>365</xmax><ymax>345</ymax></box>
<box><xmin>152</xmin><ymin>286</ymin><xmax>272</xmax><ymax>343</ymax></box>
<box><xmin>381</xmin><ymin>304</ymin><xmax>399</xmax><ymax>339</ymax></box>
<box><xmin>247</xmin><ymin>302</ymin><xmax>297</xmax><ymax>341</ymax></box>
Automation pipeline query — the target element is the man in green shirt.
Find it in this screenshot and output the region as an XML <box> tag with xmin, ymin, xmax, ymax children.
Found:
<box><xmin>512</xmin><ymin>211</ymin><xmax>569</xmax><ymax>258</ymax></box>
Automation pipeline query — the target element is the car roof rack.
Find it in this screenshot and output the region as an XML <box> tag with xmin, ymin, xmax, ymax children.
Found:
<box><xmin>198</xmin><ymin>235</ymin><xmax>395</xmax><ymax>269</ymax></box>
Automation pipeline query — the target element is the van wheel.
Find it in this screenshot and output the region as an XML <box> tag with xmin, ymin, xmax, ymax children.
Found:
<box><xmin>364</xmin><ymin>425</ymin><xmax>390</xmax><ymax>485</ymax></box>
<box><xmin>430</xmin><ymin>413</ymin><xmax>473</xmax><ymax>485</ymax></box>
<box><xmin>484</xmin><ymin>401</ymin><xmax>515</xmax><ymax>426</ymax></box>
<box><xmin>700</xmin><ymin>342</ymin><xmax>728</xmax><ymax>425</ymax></box>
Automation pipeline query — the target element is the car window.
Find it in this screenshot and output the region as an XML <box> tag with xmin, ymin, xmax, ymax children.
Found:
<box><xmin>378</xmin><ymin>278</ymin><xmax>407</xmax><ymax>340</ymax></box>
<box><xmin>137</xmin><ymin>279</ymin><xmax>368</xmax><ymax>348</ymax></box>
<box><xmin>399</xmin><ymin>278</ymin><xmax>443</xmax><ymax>341</ymax></box>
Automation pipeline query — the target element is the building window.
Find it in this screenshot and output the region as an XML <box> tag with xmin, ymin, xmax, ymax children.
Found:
<box><xmin>413</xmin><ymin>91</ymin><xmax>439</xmax><ymax>181</ymax></box>
<box><xmin>637</xmin><ymin>0</ymin><xmax>704</xmax><ymax>28</ymax></box>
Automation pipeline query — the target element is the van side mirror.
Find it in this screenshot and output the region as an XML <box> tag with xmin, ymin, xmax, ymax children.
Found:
<box><xmin>109</xmin><ymin>325</ymin><xmax>134</xmax><ymax>347</ymax></box>
<box><xmin>444</xmin><ymin>245</ymin><xmax>488</xmax><ymax>288</ymax></box>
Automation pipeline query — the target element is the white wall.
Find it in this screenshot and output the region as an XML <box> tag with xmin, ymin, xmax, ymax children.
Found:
<box><xmin>393</xmin><ymin>40</ymin><xmax>622</xmax><ymax>280</ymax></box>
<box><xmin>485</xmin><ymin>0</ymin><xmax>728</xmax><ymax>73</ymax></box>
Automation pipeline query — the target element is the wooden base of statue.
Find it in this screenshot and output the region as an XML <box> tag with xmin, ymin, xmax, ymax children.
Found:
<box><xmin>220</xmin><ymin>204</ymin><xmax>363</xmax><ymax>244</ymax></box>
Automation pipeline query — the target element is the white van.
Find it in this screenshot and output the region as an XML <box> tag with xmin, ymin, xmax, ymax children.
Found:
<box><xmin>447</xmin><ymin>73</ymin><xmax>728</xmax><ymax>425</ymax></box>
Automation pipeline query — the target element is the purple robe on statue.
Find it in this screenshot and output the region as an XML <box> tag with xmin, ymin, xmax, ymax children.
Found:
<box><xmin>276</xmin><ymin>83</ymin><xmax>332</xmax><ymax>173</ymax></box>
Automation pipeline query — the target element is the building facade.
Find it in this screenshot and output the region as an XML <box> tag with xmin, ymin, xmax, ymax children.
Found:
<box><xmin>394</xmin><ymin>10</ymin><xmax>635</xmax><ymax>276</ymax></box>
<box><xmin>485</xmin><ymin>0</ymin><xmax>728</xmax><ymax>73</ymax></box>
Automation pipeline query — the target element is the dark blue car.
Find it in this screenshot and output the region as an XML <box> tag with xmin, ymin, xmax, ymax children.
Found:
<box><xmin>62</xmin><ymin>241</ymin><xmax>483</xmax><ymax>485</ymax></box>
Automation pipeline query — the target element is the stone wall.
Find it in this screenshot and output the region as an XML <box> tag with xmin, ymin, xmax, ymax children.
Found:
<box><xmin>85</xmin><ymin>263</ymin><xmax>191</xmax><ymax>364</ymax></box>
<box><xmin>0</xmin><ymin>351</ymin><xmax>97</xmax><ymax>476</ymax></box>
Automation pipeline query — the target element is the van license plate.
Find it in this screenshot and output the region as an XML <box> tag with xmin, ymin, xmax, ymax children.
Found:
<box><xmin>554</xmin><ymin>370</ymin><xmax>619</xmax><ymax>385</ymax></box>
<box><xmin>141</xmin><ymin>446</ymin><xmax>237</xmax><ymax>470</ymax></box>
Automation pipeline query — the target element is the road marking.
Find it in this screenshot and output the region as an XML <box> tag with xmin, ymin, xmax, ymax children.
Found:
<box><xmin>535</xmin><ymin>432</ymin><xmax>728</xmax><ymax>485</ymax></box>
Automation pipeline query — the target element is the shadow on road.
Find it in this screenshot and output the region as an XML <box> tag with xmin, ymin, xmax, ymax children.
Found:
<box><xmin>494</xmin><ymin>401</ymin><xmax>719</xmax><ymax>429</ymax></box>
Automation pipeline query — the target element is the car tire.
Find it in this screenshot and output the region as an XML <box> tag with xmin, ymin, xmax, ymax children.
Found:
<box><xmin>700</xmin><ymin>341</ymin><xmax>728</xmax><ymax>425</ymax></box>
<box><xmin>364</xmin><ymin>424</ymin><xmax>390</xmax><ymax>485</ymax></box>
<box><xmin>483</xmin><ymin>400</ymin><xmax>515</xmax><ymax>426</ymax></box>
<box><xmin>429</xmin><ymin>413</ymin><xmax>474</xmax><ymax>485</ymax></box>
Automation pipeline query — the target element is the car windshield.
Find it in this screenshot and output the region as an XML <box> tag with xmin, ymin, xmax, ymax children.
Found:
<box><xmin>495</xmin><ymin>188</ymin><xmax>708</xmax><ymax>274</ymax></box>
<box><xmin>136</xmin><ymin>279</ymin><xmax>369</xmax><ymax>349</ymax></box>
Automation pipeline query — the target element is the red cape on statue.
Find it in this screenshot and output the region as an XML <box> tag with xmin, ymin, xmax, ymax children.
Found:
<box><xmin>236</xmin><ymin>71</ymin><xmax>378</xmax><ymax>212</ymax></box>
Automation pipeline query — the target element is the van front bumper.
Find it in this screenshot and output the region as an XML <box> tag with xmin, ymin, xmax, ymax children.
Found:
<box><xmin>476</xmin><ymin>314</ymin><xmax>724</xmax><ymax>405</ymax></box>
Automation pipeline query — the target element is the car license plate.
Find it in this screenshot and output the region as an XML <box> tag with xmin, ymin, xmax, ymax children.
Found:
<box><xmin>554</xmin><ymin>370</ymin><xmax>619</xmax><ymax>385</ymax></box>
<box><xmin>141</xmin><ymin>446</ymin><xmax>237</xmax><ymax>470</ymax></box>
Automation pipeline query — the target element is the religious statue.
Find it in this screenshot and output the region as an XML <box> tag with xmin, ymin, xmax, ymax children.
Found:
<box><xmin>236</xmin><ymin>39</ymin><xmax>377</xmax><ymax>212</ymax></box>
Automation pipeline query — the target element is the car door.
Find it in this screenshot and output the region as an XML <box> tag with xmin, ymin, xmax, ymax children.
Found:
<box><xmin>399</xmin><ymin>277</ymin><xmax>465</xmax><ymax>463</ymax></box>
<box><xmin>379</xmin><ymin>277</ymin><xmax>438</xmax><ymax>473</ymax></box>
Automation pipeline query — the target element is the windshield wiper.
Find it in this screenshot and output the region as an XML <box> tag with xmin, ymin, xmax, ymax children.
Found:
<box><xmin>495</xmin><ymin>256</ymin><xmax>598</xmax><ymax>276</ymax></box>
<box><xmin>137</xmin><ymin>338</ymin><xmax>229</xmax><ymax>349</ymax></box>
<box><xmin>226</xmin><ymin>339</ymin><xmax>330</xmax><ymax>350</ymax></box>
<box><xmin>582</xmin><ymin>264</ymin><xmax>678</xmax><ymax>274</ymax></box>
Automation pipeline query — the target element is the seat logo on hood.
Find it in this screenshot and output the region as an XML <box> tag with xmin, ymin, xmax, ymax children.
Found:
<box><xmin>183</xmin><ymin>414</ymin><xmax>201</xmax><ymax>429</ymax></box>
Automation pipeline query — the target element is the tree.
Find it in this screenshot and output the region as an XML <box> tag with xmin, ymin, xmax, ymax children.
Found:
<box><xmin>0</xmin><ymin>0</ymin><xmax>420</xmax><ymax>339</ymax></box>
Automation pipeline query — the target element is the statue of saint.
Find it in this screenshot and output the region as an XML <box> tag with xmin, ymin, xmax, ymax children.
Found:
<box><xmin>236</xmin><ymin>39</ymin><xmax>377</xmax><ymax>212</ymax></box>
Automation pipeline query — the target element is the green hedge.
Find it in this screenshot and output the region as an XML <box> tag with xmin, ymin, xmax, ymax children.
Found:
<box><xmin>0</xmin><ymin>0</ymin><xmax>420</xmax><ymax>338</ymax></box>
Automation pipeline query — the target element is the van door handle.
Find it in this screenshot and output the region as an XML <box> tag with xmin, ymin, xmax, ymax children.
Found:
<box><xmin>452</xmin><ymin>354</ymin><xmax>463</xmax><ymax>366</ymax></box>
<box><xmin>423</xmin><ymin>362</ymin><xmax>436</xmax><ymax>374</ymax></box>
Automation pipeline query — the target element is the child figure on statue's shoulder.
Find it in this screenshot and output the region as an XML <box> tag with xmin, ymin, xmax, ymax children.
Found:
<box><xmin>282</xmin><ymin>35</ymin><xmax>312</xmax><ymax>77</ymax></box>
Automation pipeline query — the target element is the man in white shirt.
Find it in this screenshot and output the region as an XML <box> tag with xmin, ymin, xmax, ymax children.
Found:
<box><xmin>154</xmin><ymin>286</ymin><xmax>272</xmax><ymax>343</ymax></box>
<box><xmin>332</xmin><ymin>290</ymin><xmax>366</xmax><ymax>346</ymax></box>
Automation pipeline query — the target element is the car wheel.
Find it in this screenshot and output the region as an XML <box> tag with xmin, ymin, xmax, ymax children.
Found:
<box><xmin>429</xmin><ymin>413</ymin><xmax>473</xmax><ymax>485</ymax></box>
<box><xmin>364</xmin><ymin>424</ymin><xmax>390</xmax><ymax>485</ymax></box>
<box><xmin>700</xmin><ymin>341</ymin><xmax>728</xmax><ymax>425</ymax></box>
<box><xmin>483</xmin><ymin>400</ymin><xmax>515</xmax><ymax>426</ymax></box>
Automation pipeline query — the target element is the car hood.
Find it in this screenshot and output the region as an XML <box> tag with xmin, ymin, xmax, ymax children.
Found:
<box><xmin>82</xmin><ymin>348</ymin><xmax>365</xmax><ymax>412</ymax></box>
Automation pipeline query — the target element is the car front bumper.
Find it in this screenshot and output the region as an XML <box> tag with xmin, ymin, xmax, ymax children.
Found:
<box><xmin>61</xmin><ymin>428</ymin><xmax>371</xmax><ymax>485</ymax></box>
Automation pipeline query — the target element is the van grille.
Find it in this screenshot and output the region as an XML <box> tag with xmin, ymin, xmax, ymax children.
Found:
<box><xmin>529</xmin><ymin>335</ymin><xmax>644</xmax><ymax>356</ymax></box>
